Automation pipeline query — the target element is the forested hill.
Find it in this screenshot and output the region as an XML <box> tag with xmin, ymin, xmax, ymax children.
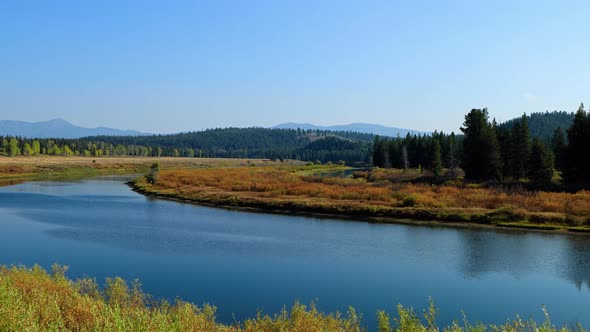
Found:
<box><xmin>0</xmin><ymin>127</ymin><xmax>373</xmax><ymax>163</ymax></box>
<box><xmin>273</xmin><ymin>122</ymin><xmax>428</xmax><ymax>137</ymax></box>
<box><xmin>501</xmin><ymin>111</ymin><xmax>574</xmax><ymax>142</ymax></box>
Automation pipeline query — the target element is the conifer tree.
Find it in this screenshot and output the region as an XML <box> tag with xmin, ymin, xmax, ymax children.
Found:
<box><xmin>510</xmin><ymin>114</ymin><xmax>531</xmax><ymax>179</ymax></box>
<box><xmin>1</xmin><ymin>138</ymin><xmax>8</xmax><ymax>155</ymax></box>
<box><xmin>563</xmin><ymin>103</ymin><xmax>590</xmax><ymax>183</ymax></box>
<box><xmin>461</xmin><ymin>109</ymin><xmax>502</xmax><ymax>180</ymax></box>
<box><xmin>431</xmin><ymin>140</ymin><xmax>442</xmax><ymax>177</ymax></box>
<box><xmin>528</xmin><ymin>138</ymin><xmax>554</xmax><ymax>183</ymax></box>
<box><xmin>551</xmin><ymin>127</ymin><xmax>565</xmax><ymax>171</ymax></box>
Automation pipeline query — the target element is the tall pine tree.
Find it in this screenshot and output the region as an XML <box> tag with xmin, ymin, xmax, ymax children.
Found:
<box><xmin>510</xmin><ymin>114</ymin><xmax>531</xmax><ymax>180</ymax></box>
<box><xmin>563</xmin><ymin>103</ymin><xmax>590</xmax><ymax>183</ymax></box>
<box><xmin>431</xmin><ymin>139</ymin><xmax>442</xmax><ymax>177</ymax></box>
<box><xmin>528</xmin><ymin>138</ymin><xmax>554</xmax><ymax>183</ymax></box>
<box><xmin>551</xmin><ymin>127</ymin><xmax>565</xmax><ymax>171</ymax></box>
<box><xmin>461</xmin><ymin>109</ymin><xmax>502</xmax><ymax>181</ymax></box>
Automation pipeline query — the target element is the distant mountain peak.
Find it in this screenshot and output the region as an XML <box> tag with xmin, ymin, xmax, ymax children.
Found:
<box><xmin>0</xmin><ymin>119</ymin><xmax>149</xmax><ymax>139</ymax></box>
<box><xmin>40</xmin><ymin>118</ymin><xmax>74</xmax><ymax>127</ymax></box>
<box><xmin>46</xmin><ymin>117</ymin><xmax>69</xmax><ymax>123</ymax></box>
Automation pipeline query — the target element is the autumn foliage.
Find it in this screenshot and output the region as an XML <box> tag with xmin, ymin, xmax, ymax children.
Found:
<box><xmin>0</xmin><ymin>265</ymin><xmax>583</xmax><ymax>331</ymax></box>
<box><xmin>133</xmin><ymin>166</ymin><xmax>590</xmax><ymax>229</ymax></box>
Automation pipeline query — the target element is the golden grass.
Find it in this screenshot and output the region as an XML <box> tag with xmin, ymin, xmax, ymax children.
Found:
<box><xmin>0</xmin><ymin>265</ymin><xmax>583</xmax><ymax>331</ymax></box>
<box><xmin>0</xmin><ymin>265</ymin><xmax>361</xmax><ymax>332</ymax></box>
<box><xmin>0</xmin><ymin>156</ymin><xmax>303</xmax><ymax>184</ymax></box>
<box><xmin>133</xmin><ymin>166</ymin><xmax>590</xmax><ymax>229</ymax></box>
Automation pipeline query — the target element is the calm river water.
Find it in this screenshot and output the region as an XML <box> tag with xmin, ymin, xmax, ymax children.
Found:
<box><xmin>0</xmin><ymin>176</ymin><xmax>589</xmax><ymax>329</ymax></box>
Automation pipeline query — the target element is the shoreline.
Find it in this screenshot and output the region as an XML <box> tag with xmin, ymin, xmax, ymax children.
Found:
<box><xmin>128</xmin><ymin>180</ymin><xmax>590</xmax><ymax>236</ymax></box>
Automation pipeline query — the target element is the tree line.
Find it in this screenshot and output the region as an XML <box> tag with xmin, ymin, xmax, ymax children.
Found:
<box><xmin>461</xmin><ymin>105</ymin><xmax>589</xmax><ymax>184</ymax></box>
<box><xmin>372</xmin><ymin>132</ymin><xmax>461</xmax><ymax>177</ymax></box>
<box><xmin>0</xmin><ymin>128</ymin><xmax>373</xmax><ymax>163</ymax></box>
<box><xmin>500</xmin><ymin>110</ymin><xmax>574</xmax><ymax>143</ymax></box>
<box><xmin>372</xmin><ymin>105</ymin><xmax>590</xmax><ymax>184</ymax></box>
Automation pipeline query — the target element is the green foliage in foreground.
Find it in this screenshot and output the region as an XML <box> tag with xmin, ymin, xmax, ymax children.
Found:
<box><xmin>0</xmin><ymin>265</ymin><xmax>584</xmax><ymax>332</ymax></box>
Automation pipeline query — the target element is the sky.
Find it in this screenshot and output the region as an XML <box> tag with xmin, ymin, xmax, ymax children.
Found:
<box><xmin>1</xmin><ymin>0</ymin><xmax>589</xmax><ymax>134</ymax></box>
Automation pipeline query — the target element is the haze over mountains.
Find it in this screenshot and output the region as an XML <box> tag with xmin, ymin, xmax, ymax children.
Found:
<box><xmin>0</xmin><ymin>118</ymin><xmax>148</xmax><ymax>139</ymax></box>
<box><xmin>1</xmin><ymin>118</ymin><xmax>428</xmax><ymax>139</ymax></box>
<box><xmin>1</xmin><ymin>113</ymin><xmax>570</xmax><ymax>141</ymax></box>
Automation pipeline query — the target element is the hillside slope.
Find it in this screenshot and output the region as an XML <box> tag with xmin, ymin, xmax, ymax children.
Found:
<box><xmin>0</xmin><ymin>118</ymin><xmax>147</xmax><ymax>138</ymax></box>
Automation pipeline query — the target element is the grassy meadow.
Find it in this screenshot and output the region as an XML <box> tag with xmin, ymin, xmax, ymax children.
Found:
<box><xmin>0</xmin><ymin>265</ymin><xmax>583</xmax><ymax>332</ymax></box>
<box><xmin>0</xmin><ymin>156</ymin><xmax>302</xmax><ymax>185</ymax></box>
<box><xmin>132</xmin><ymin>165</ymin><xmax>590</xmax><ymax>232</ymax></box>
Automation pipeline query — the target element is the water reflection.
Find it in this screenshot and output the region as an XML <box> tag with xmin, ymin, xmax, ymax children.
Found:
<box><xmin>563</xmin><ymin>236</ymin><xmax>590</xmax><ymax>290</ymax></box>
<box><xmin>0</xmin><ymin>179</ymin><xmax>589</xmax><ymax>328</ymax></box>
<box><xmin>2</xmin><ymin>185</ymin><xmax>590</xmax><ymax>290</ymax></box>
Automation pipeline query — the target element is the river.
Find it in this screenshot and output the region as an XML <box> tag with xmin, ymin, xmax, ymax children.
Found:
<box><xmin>0</xmin><ymin>176</ymin><xmax>588</xmax><ymax>329</ymax></box>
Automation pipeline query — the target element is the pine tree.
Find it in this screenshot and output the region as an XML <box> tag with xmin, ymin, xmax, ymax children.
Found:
<box><xmin>528</xmin><ymin>138</ymin><xmax>554</xmax><ymax>183</ymax></box>
<box><xmin>461</xmin><ymin>109</ymin><xmax>502</xmax><ymax>180</ymax></box>
<box><xmin>372</xmin><ymin>136</ymin><xmax>384</xmax><ymax>167</ymax></box>
<box><xmin>510</xmin><ymin>114</ymin><xmax>531</xmax><ymax>179</ymax></box>
<box><xmin>563</xmin><ymin>103</ymin><xmax>590</xmax><ymax>183</ymax></box>
<box><xmin>387</xmin><ymin>139</ymin><xmax>401</xmax><ymax>168</ymax></box>
<box><xmin>431</xmin><ymin>140</ymin><xmax>442</xmax><ymax>177</ymax></box>
<box><xmin>447</xmin><ymin>133</ymin><xmax>460</xmax><ymax>178</ymax></box>
<box><xmin>1</xmin><ymin>138</ymin><xmax>8</xmax><ymax>155</ymax></box>
<box><xmin>551</xmin><ymin>127</ymin><xmax>565</xmax><ymax>170</ymax></box>
<box><xmin>401</xmin><ymin>145</ymin><xmax>409</xmax><ymax>172</ymax></box>
<box><xmin>496</xmin><ymin>126</ymin><xmax>513</xmax><ymax>178</ymax></box>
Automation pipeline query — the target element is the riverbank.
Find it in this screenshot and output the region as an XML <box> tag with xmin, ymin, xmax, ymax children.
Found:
<box><xmin>130</xmin><ymin>166</ymin><xmax>590</xmax><ymax>234</ymax></box>
<box><xmin>0</xmin><ymin>264</ymin><xmax>581</xmax><ymax>332</ymax></box>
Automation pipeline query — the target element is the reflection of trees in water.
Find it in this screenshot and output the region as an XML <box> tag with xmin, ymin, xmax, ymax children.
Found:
<box><xmin>459</xmin><ymin>230</ymin><xmax>540</xmax><ymax>278</ymax></box>
<box><xmin>457</xmin><ymin>229</ymin><xmax>590</xmax><ymax>291</ymax></box>
<box><xmin>562</xmin><ymin>236</ymin><xmax>590</xmax><ymax>291</ymax></box>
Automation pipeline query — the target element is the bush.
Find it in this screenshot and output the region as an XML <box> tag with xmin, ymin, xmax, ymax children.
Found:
<box><xmin>145</xmin><ymin>163</ymin><xmax>160</xmax><ymax>185</ymax></box>
<box><xmin>401</xmin><ymin>194</ymin><xmax>418</xmax><ymax>207</ymax></box>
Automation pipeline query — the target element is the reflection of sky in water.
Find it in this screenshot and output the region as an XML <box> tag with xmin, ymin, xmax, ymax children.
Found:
<box><xmin>1</xmin><ymin>178</ymin><xmax>589</xmax><ymax>329</ymax></box>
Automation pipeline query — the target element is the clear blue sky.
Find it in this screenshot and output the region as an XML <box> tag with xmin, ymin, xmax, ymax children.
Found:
<box><xmin>1</xmin><ymin>1</ymin><xmax>589</xmax><ymax>133</ymax></box>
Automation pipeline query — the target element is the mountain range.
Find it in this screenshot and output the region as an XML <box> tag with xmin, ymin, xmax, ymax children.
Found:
<box><xmin>0</xmin><ymin>118</ymin><xmax>148</xmax><ymax>139</ymax></box>
<box><xmin>1</xmin><ymin>115</ymin><xmax>572</xmax><ymax>141</ymax></box>
<box><xmin>1</xmin><ymin>119</ymin><xmax>428</xmax><ymax>139</ymax></box>
<box><xmin>272</xmin><ymin>122</ymin><xmax>429</xmax><ymax>137</ymax></box>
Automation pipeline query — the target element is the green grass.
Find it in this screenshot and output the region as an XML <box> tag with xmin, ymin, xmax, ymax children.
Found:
<box><xmin>0</xmin><ymin>265</ymin><xmax>584</xmax><ymax>332</ymax></box>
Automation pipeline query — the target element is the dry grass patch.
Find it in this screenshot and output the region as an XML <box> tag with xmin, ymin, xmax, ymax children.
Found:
<box><xmin>133</xmin><ymin>166</ymin><xmax>590</xmax><ymax>228</ymax></box>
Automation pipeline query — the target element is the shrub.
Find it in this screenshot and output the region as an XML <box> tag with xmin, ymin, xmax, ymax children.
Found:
<box><xmin>145</xmin><ymin>162</ymin><xmax>160</xmax><ymax>185</ymax></box>
<box><xmin>401</xmin><ymin>194</ymin><xmax>418</xmax><ymax>207</ymax></box>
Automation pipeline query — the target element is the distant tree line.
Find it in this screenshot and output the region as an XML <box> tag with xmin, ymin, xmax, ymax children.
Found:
<box><xmin>461</xmin><ymin>105</ymin><xmax>590</xmax><ymax>184</ymax></box>
<box><xmin>0</xmin><ymin>128</ymin><xmax>373</xmax><ymax>164</ymax></box>
<box><xmin>500</xmin><ymin>111</ymin><xmax>574</xmax><ymax>143</ymax></box>
<box><xmin>372</xmin><ymin>132</ymin><xmax>462</xmax><ymax>177</ymax></box>
<box><xmin>372</xmin><ymin>105</ymin><xmax>589</xmax><ymax>184</ymax></box>
<box><xmin>294</xmin><ymin>137</ymin><xmax>370</xmax><ymax>164</ymax></box>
